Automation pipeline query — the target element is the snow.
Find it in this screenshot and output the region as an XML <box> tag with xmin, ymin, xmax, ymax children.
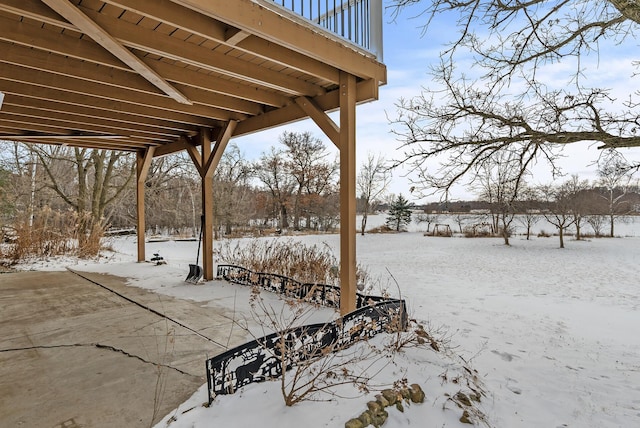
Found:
<box><xmin>11</xmin><ymin>214</ymin><xmax>640</xmax><ymax>427</ymax></box>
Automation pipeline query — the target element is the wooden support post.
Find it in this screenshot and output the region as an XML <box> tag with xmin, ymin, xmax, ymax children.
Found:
<box><xmin>185</xmin><ymin>123</ymin><xmax>236</xmax><ymax>281</ymax></box>
<box><xmin>339</xmin><ymin>72</ymin><xmax>357</xmax><ymax>315</ymax></box>
<box><xmin>199</xmin><ymin>129</ymin><xmax>214</xmax><ymax>280</ymax></box>
<box><xmin>136</xmin><ymin>146</ymin><xmax>155</xmax><ymax>262</ymax></box>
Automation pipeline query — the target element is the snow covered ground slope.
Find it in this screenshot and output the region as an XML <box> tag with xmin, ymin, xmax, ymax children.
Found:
<box><xmin>15</xmin><ymin>215</ymin><xmax>640</xmax><ymax>427</ymax></box>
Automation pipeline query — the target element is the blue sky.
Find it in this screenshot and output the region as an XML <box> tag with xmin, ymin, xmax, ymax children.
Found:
<box><xmin>236</xmin><ymin>2</ymin><xmax>639</xmax><ymax>202</ymax></box>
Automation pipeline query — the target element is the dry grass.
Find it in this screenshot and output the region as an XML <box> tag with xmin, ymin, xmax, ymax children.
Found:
<box><xmin>0</xmin><ymin>207</ymin><xmax>105</xmax><ymax>264</ymax></box>
<box><xmin>215</xmin><ymin>238</ymin><xmax>370</xmax><ymax>286</ymax></box>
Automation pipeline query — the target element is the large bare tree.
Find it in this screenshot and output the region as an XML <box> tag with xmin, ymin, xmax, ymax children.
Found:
<box><xmin>213</xmin><ymin>143</ymin><xmax>254</xmax><ymax>236</ymax></box>
<box><xmin>390</xmin><ymin>0</ymin><xmax>640</xmax><ymax>196</ymax></box>
<box><xmin>471</xmin><ymin>152</ymin><xmax>525</xmax><ymax>245</ymax></box>
<box><xmin>596</xmin><ymin>148</ymin><xmax>637</xmax><ymax>236</ymax></box>
<box><xmin>281</xmin><ymin>131</ymin><xmax>336</xmax><ymax>230</ymax></box>
<box><xmin>30</xmin><ymin>145</ymin><xmax>134</xmax><ymax>251</ymax></box>
<box><xmin>356</xmin><ymin>153</ymin><xmax>390</xmax><ymax>235</ymax></box>
<box><xmin>255</xmin><ymin>147</ymin><xmax>295</xmax><ymax>229</ymax></box>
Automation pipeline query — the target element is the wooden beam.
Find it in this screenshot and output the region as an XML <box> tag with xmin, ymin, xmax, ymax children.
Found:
<box><xmin>102</xmin><ymin>0</ymin><xmax>339</xmax><ymax>83</ymax></box>
<box><xmin>0</xmin><ymin>79</ymin><xmax>219</xmax><ymax>126</ymax></box>
<box><xmin>235</xmin><ymin>79</ymin><xmax>380</xmax><ymax>137</ymax></box>
<box><xmin>0</xmin><ymin>110</ymin><xmax>168</xmax><ymax>143</ymax></box>
<box><xmin>1</xmin><ymin>43</ymin><xmax>263</xmax><ymax>115</ymax></box>
<box><xmin>40</xmin><ymin>0</ymin><xmax>192</xmax><ymax>105</ymax></box>
<box><xmin>3</xmin><ymin>92</ymin><xmax>201</xmax><ymax>133</ymax></box>
<box><xmin>136</xmin><ymin>146</ymin><xmax>156</xmax><ymax>262</ymax></box>
<box><xmin>152</xmin><ymin>137</ymin><xmax>192</xmax><ymax>158</ymax></box>
<box><xmin>183</xmin><ymin>135</ymin><xmax>204</xmax><ymax>175</ymax></box>
<box><xmin>0</xmin><ymin>104</ymin><xmax>176</xmax><ymax>141</ymax></box>
<box><xmin>173</xmin><ymin>0</ymin><xmax>387</xmax><ymax>83</ymax></box>
<box><xmin>0</xmin><ymin>63</ymin><xmax>244</xmax><ymax>121</ymax></box>
<box><xmin>199</xmin><ymin>129</ymin><xmax>215</xmax><ymax>280</ymax></box>
<box><xmin>339</xmin><ymin>72</ymin><xmax>357</xmax><ymax>316</ymax></box>
<box><xmin>294</xmin><ymin>97</ymin><xmax>340</xmax><ymax>149</ymax></box>
<box><xmin>76</xmin><ymin>7</ymin><xmax>326</xmax><ymax>96</ymax></box>
<box><xmin>203</xmin><ymin>121</ymin><xmax>237</xmax><ymax>178</ymax></box>
<box><xmin>225</xmin><ymin>29</ymin><xmax>250</xmax><ymax>45</ymax></box>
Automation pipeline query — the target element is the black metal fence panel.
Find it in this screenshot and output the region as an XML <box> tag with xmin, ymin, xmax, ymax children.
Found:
<box><xmin>206</xmin><ymin>266</ymin><xmax>407</xmax><ymax>403</ymax></box>
<box><xmin>216</xmin><ymin>264</ymin><xmax>388</xmax><ymax>309</ymax></box>
<box><xmin>206</xmin><ymin>299</ymin><xmax>406</xmax><ymax>402</ymax></box>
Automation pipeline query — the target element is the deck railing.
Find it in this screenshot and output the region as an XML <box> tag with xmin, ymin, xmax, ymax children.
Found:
<box><xmin>268</xmin><ymin>0</ymin><xmax>383</xmax><ymax>60</ymax></box>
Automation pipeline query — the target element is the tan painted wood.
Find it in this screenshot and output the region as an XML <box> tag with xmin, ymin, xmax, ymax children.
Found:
<box><xmin>199</xmin><ymin>129</ymin><xmax>215</xmax><ymax>280</ymax></box>
<box><xmin>173</xmin><ymin>0</ymin><xmax>387</xmax><ymax>83</ymax></box>
<box><xmin>183</xmin><ymin>136</ymin><xmax>203</xmax><ymax>175</ymax></box>
<box><xmin>294</xmin><ymin>97</ymin><xmax>340</xmax><ymax>149</ymax></box>
<box><xmin>0</xmin><ymin>63</ymin><xmax>245</xmax><ymax>121</ymax></box>
<box><xmin>235</xmin><ymin>79</ymin><xmax>380</xmax><ymax>137</ymax></box>
<box><xmin>3</xmin><ymin>42</ymin><xmax>262</xmax><ymax>115</ymax></box>
<box><xmin>1</xmin><ymin>97</ymin><xmax>199</xmax><ymax>140</ymax></box>
<box><xmin>1</xmin><ymin>81</ymin><xmax>221</xmax><ymax>128</ymax></box>
<box><xmin>0</xmin><ymin>110</ymin><xmax>169</xmax><ymax>143</ymax></box>
<box><xmin>203</xmin><ymin>121</ymin><xmax>237</xmax><ymax>178</ymax></box>
<box><xmin>102</xmin><ymin>0</ymin><xmax>339</xmax><ymax>83</ymax></box>
<box><xmin>339</xmin><ymin>72</ymin><xmax>357</xmax><ymax>316</ymax></box>
<box><xmin>40</xmin><ymin>0</ymin><xmax>192</xmax><ymax>105</ymax></box>
<box><xmin>136</xmin><ymin>146</ymin><xmax>156</xmax><ymax>262</ymax></box>
<box><xmin>44</xmin><ymin>5</ymin><xmax>327</xmax><ymax>97</ymax></box>
<box><xmin>225</xmin><ymin>29</ymin><xmax>250</xmax><ymax>46</ymax></box>
<box><xmin>1</xmin><ymin>103</ymin><xmax>179</xmax><ymax>140</ymax></box>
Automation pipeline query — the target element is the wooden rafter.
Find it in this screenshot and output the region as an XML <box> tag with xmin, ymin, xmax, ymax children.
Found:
<box><xmin>40</xmin><ymin>0</ymin><xmax>192</xmax><ymax>105</ymax></box>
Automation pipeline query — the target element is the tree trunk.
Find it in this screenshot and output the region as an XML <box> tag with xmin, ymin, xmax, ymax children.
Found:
<box><xmin>559</xmin><ymin>227</ymin><xmax>565</xmax><ymax>249</ymax></box>
<box><xmin>360</xmin><ymin>200</ymin><xmax>369</xmax><ymax>235</ymax></box>
<box><xmin>610</xmin><ymin>213</ymin><xmax>615</xmax><ymax>237</ymax></box>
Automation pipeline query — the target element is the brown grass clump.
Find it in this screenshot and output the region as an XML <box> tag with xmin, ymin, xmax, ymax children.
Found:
<box><xmin>1</xmin><ymin>207</ymin><xmax>106</xmax><ymax>264</ymax></box>
<box><xmin>216</xmin><ymin>238</ymin><xmax>370</xmax><ymax>285</ymax></box>
<box><xmin>366</xmin><ymin>225</ymin><xmax>394</xmax><ymax>234</ymax></box>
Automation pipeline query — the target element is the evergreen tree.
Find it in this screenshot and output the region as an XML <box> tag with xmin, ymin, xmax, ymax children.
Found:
<box><xmin>386</xmin><ymin>194</ymin><xmax>412</xmax><ymax>231</ymax></box>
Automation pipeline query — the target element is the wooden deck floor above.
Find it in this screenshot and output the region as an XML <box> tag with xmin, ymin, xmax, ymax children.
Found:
<box><xmin>0</xmin><ymin>0</ymin><xmax>386</xmax><ymax>152</ymax></box>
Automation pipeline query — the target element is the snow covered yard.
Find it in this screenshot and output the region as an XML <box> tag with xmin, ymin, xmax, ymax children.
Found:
<box><xmin>13</xmin><ymin>217</ymin><xmax>640</xmax><ymax>427</ymax></box>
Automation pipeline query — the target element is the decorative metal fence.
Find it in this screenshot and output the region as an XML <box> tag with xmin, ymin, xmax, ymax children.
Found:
<box><xmin>216</xmin><ymin>264</ymin><xmax>389</xmax><ymax>309</ymax></box>
<box><xmin>205</xmin><ymin>297</ymin><xmax>407</xmax><ymax>403</ymax></box>
<box><xmin>268</xmin><ymin>0</ymin><xmax>383</xmax><ymax>60</ymax></box>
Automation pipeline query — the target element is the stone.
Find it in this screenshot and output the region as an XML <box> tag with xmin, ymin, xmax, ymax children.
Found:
<box><xmin>375</xmin><ymin>394</ymin><xmax>390</xmax><ymax>408</ymax></box>
<box><xmin>367</xmin><ymin>400</ymin><xmax>382</xmax><ymax>413</ymax></box>
<box><xmin>358</xmin><ymin>410</ymin><xmax>372</xmax><ymax>425</ymax></box>
<box><xmin>381</xmin><ymin>389</ymin><xmax>398</xmax><ymax>405</ymax></box>
<box><xmin>409</xmin><ymin>384</ymin><xmax>425</xmax><ymax>403</ymax></box>
<box><xmin>371</xmin><ymin>409</ymin><xmax>388</xmax><ymax>428</ymax></box>
<box><xmin>345</xmin><ymin>418</ymin><xmax>365</xmax><ymax>428</ymax></box>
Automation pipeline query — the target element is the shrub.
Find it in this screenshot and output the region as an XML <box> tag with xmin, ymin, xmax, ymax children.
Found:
<box><xmin>216</xmin><ymin>238</ymin><xmax>370</xmax><ymax>286</ymax></box>
<box><xmin>0</xmin><ymin>207</ymin><xmax>106</xmax><ymax>263</ymax></box>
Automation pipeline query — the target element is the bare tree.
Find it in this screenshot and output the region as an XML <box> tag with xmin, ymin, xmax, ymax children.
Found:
<box><xmin>281</xmin><ymin>131</ymin><xmax>335</xmax><ymax>230</ymax></box>
<box><xmin>213</xmin><ymin>143</ymin><xmax>254</xmax><ymax>236</ymax></box>
<box><xmin>30</xmin><ymin>145</ymin><xmax>134</xmax><ymax>253</ymax></box>
<box><xmin>540</xmin><ymin>182</ymin><xmax>578</xmax><ymax>249</ymax></box>
<box><xmin>357</xmin><ymin>153</ymin><xmax>391</xmax><ymax>235</ymax></box>
<box><xmin>587</xmin><ymin>214</ymin><xmax>608</xmax><ymax>237</ymax></box>
<box><xmin>390</xmin><ymin>0</ymin><xmax>640</xmax><ymax>197</ymax></box>
<box><xmin>255</xmin><ymin>147</ymin><xmax>295</xmax><ymax>230</ymax></box>
<box><xmin>516</xmin><ymin>186</ymin><xmax>542</xmax><ymax>240</ymax></box>
<box><xmin>471</xmin><ymin>152</ymin><xmax>525</xmax><ymax>245</ymax></box>
<box><xmin>597</xmin><ymin>149</ymin><xmax>636</xmax><ymax>237</ymax></box>
<box><xmin>565</xmin><ymin>175</ymin><xmax>591</xmax><ymax>240</ymax></box>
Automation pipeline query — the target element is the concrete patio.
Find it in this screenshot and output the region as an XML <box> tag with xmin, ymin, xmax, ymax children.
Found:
<box><xmin>0</xmin><ymin>270</ymin><xmax>244</xmax><ymax>428</ymax></box>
